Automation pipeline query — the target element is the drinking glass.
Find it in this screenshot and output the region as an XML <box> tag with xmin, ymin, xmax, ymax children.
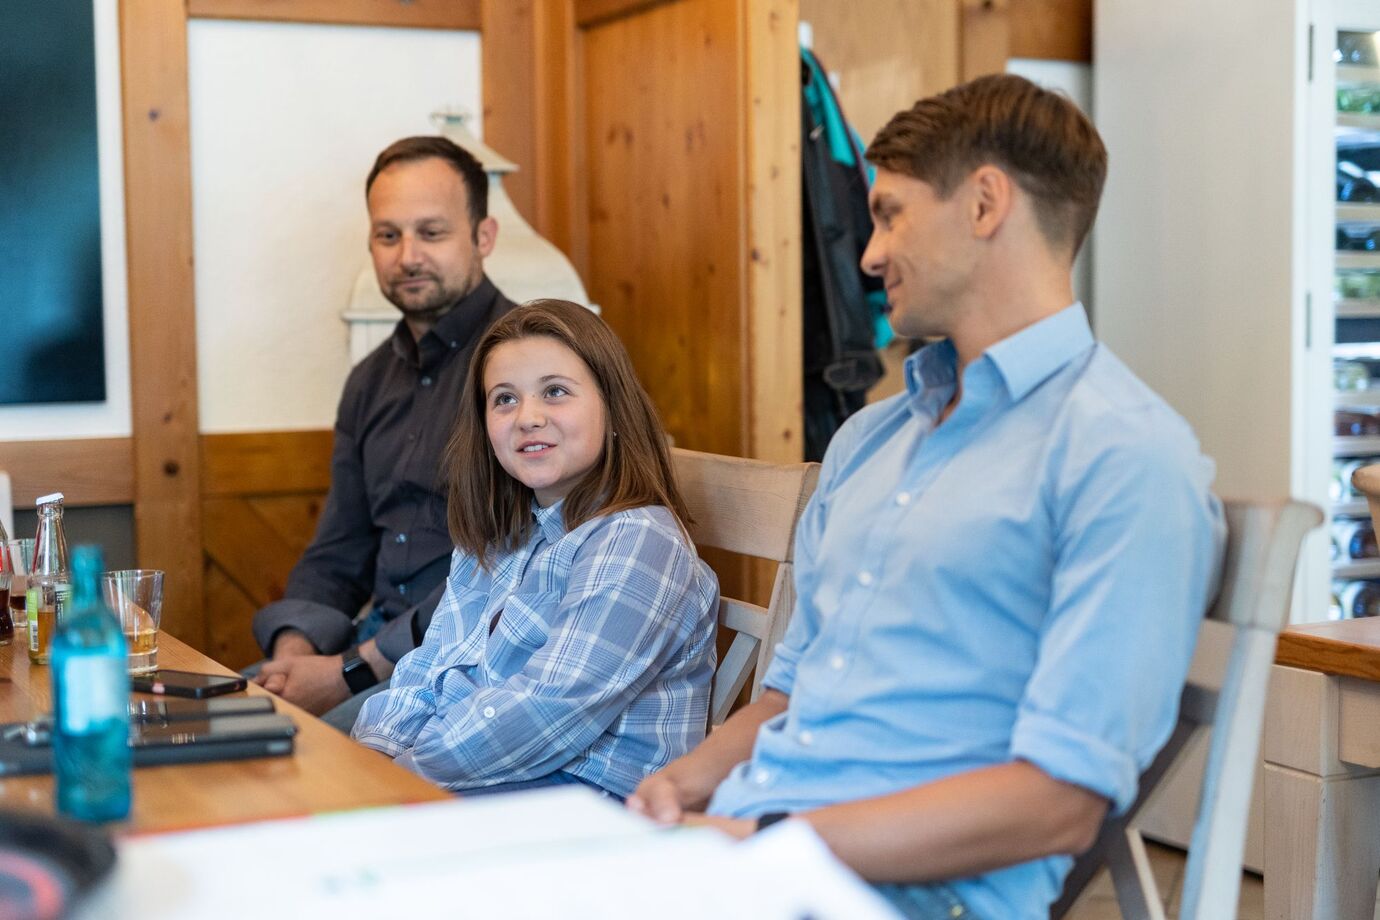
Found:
<box><xmin>100</xmin><ymin>569</ymin><xmax>164</xmax><ymax>674</ymax></box>
<box><xmin>0</xmin><ymin>543</ymin><xmax>12</xmax><ymax>645</ymax></box>
<box><xmin>7</xmin><ymin>538</ymin><xmax>33</xmax><ymax>629</ymax></box>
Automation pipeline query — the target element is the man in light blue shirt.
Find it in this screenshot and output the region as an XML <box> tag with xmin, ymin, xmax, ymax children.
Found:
<box><xmin>629</xmin><ymin>73</ymin><xmax>1225</xmax><ymax>920</ymax></box>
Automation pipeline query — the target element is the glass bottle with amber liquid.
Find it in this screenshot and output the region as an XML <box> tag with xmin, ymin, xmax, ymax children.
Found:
<box><xmin>27</xmin><ymin>493</ymin><xmax>71</xmax><ymax>665</ymax></box>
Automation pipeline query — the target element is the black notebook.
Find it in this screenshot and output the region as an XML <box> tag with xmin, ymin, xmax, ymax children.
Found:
<box><xmin>0</xmin><ymin>712</ymin><xmax>297</xmax><ymax>777</ymax></box>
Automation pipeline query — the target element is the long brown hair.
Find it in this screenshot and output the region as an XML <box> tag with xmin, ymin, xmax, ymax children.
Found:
<box><xmin>446</xmin><ymin>299</ymin><xmax>691</xmax><ymax>566</ymax></box>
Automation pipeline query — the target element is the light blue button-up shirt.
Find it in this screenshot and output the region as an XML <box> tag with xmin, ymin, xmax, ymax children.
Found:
<box><xmin>708</xmin><ymin>304</ymin><xmax>1225</xmax><ymax>920</ymax></box>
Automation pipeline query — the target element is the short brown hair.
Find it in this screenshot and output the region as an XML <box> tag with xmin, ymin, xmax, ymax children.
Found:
<box><xmin>446</xmin><ymin>299</ymin><xmax>692</xmax><ymax>566</ymax></box>
<box><xmin>365</xmin><ymin>135</ymin><xmax>488</xmax><ymax>229</ymax></box>
<box><xmin>866</xmin><ymin>74</ymin><xmax>1107</xmax><ymax>255</ymax></box>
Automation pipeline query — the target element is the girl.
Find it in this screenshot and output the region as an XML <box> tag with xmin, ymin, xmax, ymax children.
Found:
<box><xmin>353</xmin><ymin>299</ymin><xmax>718</xmax><ymax>800</ymax></box>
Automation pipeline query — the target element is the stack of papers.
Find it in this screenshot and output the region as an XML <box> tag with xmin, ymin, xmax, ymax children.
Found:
<box><xmin>79</xmin><ymin>787</ymin><xmax>901</xmax><ymax>919</ymax></box>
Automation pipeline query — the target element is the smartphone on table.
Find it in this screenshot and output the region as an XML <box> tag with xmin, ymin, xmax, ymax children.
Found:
<box><xmin>130</xmin><ymin>669</ymin><xmax>248</xmax><ymax>699</ymax></box>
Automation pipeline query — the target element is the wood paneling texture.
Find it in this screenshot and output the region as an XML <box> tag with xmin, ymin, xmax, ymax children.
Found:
<box><xmin>960</xmin><ymin>0</ymin><xmax>1011</xmax><ymax>81</ymax></box>
<box><xmin>746</xmin><ymin>0</ymin><xmax>803</xmax><ymax>462</ymax></box>
<box><xmin>582</xmin><ymin>0</ymin><xmax>748</xmax><ymax>458</ymax></box>
<box><xmin>199</xmin><ymin>432</ymin><xmax>332</xmax><ymax>669</ymax></box>
<box><xmin>574</xmin><ymin>0</ymin><xmax>673</xmax><ymax>28</ymax></box>
<box><xmin>481</xmin><ymin>0</ymin><xmax>580</xmax><ymax>261</ymax></box>
<box><xmin>201</xmin><ymin>430</ymin><xmax>334</xmax><ymax>496</ymax></box>
<box><xmin>120</xmin><ymin>0</ymin><xmax>205</xmax><ymax>649</ymax></box>
<box><xmin>0</xmin><ymin>439</ymin><xmax>134</xmax><ymax>508</ymax></box>
<box><xmin>187</xmin><ymin>0</ymin><xmax>482</xmax><ymax>29</ymax></box>
<box><xmin>1009</xmin><ymin>0</ymin><xmax>1091</xmax><ymax>63</ymax></box>
<box><xmin>798</xmin><ymin>0</ymin><xmax>961</xmax><ymax>145</ymax></box>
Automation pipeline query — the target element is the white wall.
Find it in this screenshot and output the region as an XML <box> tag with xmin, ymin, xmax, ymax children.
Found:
<box><xmin>187</xmin><ymin>21</ymin><xmax>481</xmax><ymax>433</ymax></box>
<box><xmin>0</xmin><ymin>0</ymin><xmax>131</xmax><ymax>441</ymax></box>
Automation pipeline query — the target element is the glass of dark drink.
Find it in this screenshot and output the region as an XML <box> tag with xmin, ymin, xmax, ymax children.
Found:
<box><xmin>7</xmin><ymin>538</ymin><xmax>32</xmax><ymax>629</ymax></box>
<box><xmin>0</xmin><ymin>542</ymin><xmax>12</xmax><ymax>645</ymax></box>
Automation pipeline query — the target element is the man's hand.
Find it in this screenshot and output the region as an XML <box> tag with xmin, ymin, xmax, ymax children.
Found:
<box><xmin>683</xmin><ymin>813</ymin><xmax>755</xmax><ymax>840</ymax></box>
<box><xmin>628</xmin><ymin>769</ymin><xmax>701</xmax><ymax>825</ymax></box>
<box><xmin>253</xmin><ymin>653</ymin><xmax>349</xmax><ymax>715</ymax></box>
<box><xmin>270</xmin><ymin>629</ymin><xmax>317</xmax><ymax>660</ymax></box>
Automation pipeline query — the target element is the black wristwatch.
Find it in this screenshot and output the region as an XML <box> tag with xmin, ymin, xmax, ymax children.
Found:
<box><xmin>755</xmin><ymin>811</ymin><xmax>790</xmax><ymax>832</ymax></box>
<box><xmin>340</xmin><ymin>645</ymin><xmax>380</xmax><ymax>694</ymax></box>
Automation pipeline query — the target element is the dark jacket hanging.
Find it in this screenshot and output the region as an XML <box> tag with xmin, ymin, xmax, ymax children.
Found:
<box><xmin>801</xmin><ymin>48</ymin><xmax>885</xmax><ymax>462</ymax></box>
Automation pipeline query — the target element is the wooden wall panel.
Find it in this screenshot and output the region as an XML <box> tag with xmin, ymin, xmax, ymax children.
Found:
<box><xmin>0</xmin><ymin>439</ymin><xmax>133</xmax><ymax>508</ymax></box>
<box><xmin>574</xmin><ymin>0</ymin><xmax>673</xmax><ymax>28</ymax></box>
<box><xmin>746</xmin><ymin>0</ymin><xmax>803</xmax><ymax>462</ymax></box>
<box><xmin>200</xmin><ymin>431</ymin><xmax>334</xmax><ymax>496</ymax></box>
<box><xmin>1010</xmin><ymin>0</ymin><xmax>1091</xmax><ymax>62</ymax></box>
<box><xmin>581</xmin><ymin>0</ymin><xmax>748</xmax><ymax>457</ymax></box>
<box><xmin>481</xmin><ymin>0</ymin><xmax>580</xmax><ymax>260</ymax></box>
<box><xmin>960</xmin><ymin>0</ymin><xmax>1011</xmax><ymax>81</ymax></box>
<box><xmin>199</xmin><ymin>430</ymin><xmax>332</xmax><ymax>670</ymax></box>
<box><xmin>187</xmin><ymin>0</ymin><xmax>481</xmax><ymax>30</ymax></box>
<box><xmin>799</xmin><ymin>0</ymin><xmax>961</xmax><ymax>145</ymax></box>
<box><xmin>120</xmin><ymin>0</ymin><xmax>205</xmax><ymax>648</ymax></box>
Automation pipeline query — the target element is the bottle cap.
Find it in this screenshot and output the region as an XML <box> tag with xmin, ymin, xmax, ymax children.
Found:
<box><xmin>36</xmin><ymin>492</ymin><xmax>65</xmax><ymax>506</ymax></box>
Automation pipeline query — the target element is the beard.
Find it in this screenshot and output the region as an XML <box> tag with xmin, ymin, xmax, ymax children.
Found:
<box><xmin>382</xmin><ymin>272</ymin><xmax>474</xmax><ymax>323</ymax></box>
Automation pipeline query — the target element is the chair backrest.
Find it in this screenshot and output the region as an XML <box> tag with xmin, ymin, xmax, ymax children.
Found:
<box><xmin>1052</xmin><ymin>497</ymin><xmax>1322</xmax><ymax>920</ymax></box>
<box><xmin>670</xmin><ymin>448</ymin><xmax>820</xmax><ymax>727</ymax></box>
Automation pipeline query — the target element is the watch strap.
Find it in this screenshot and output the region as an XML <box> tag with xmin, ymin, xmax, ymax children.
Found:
<box><xmin>341</xmin><ymin>645</ymin><xmax>379</xmax><ymax>694</ymax></box>
<box><xmin>755</xmin><ymin>811</ymin><xmax>790</xmax><ymax>833</ymax></box>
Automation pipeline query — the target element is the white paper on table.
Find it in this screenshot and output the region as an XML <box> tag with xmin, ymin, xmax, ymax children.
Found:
<box><xmin>76</xmin><ymin>787</ymin><xmax>902</xmax><ymax>919</ymax></box>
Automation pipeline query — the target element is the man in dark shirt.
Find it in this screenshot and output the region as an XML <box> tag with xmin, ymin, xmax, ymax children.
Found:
<box><xmin>252</xmin><ymin>136</ymin><xmax>516</xmax><ymax>729</ymax></box>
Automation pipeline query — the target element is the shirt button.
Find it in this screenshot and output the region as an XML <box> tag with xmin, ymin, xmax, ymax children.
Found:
<box><xmin>395</xmin><ymin>533</ymin><xmax>408</xmax><ymax>544</ymax></box>
<box><xmin>896</xmin><ymin>491</ymin><xmax>911</xmax><ymax>506</ymax></box>
<box><xmin>482</xmin><ymin>706</ymin><xmax>496</xmax><ymax>719</ymax></box>
<box><xmin>398</xmin><ymin>584</ymin><xmax>408</xmax><ymax>595</ymax></box>
<box><xmin>449</xmin><ymin>340</ymin><xmax>459</xmax><ymax>349</ymax></box>
<box><xmin>830</xmin><ymin>654</ymin><xmax>846</xmax><ymax>671</ymax></box>
<box><xmin>798</xmin><ymin>730</ymin><xmax>814</xmax><ymax>746</ymax></box>
<box><xmin>420</xmin><ymin>376</ymin><xmax>433</xmax><ymax>386</ymax></box>
<box><xmin>753</xmin><ymin>768</ymin><xmax>771</xmax><ymax>785</ymax></box>
<box><xmin>857</xmin><ymin>571</ymin><xmax>874</xmax><ymax>587</ymax></box>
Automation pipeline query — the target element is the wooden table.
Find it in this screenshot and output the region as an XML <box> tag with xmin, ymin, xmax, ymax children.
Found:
<box><xmin>0</xmin><ymin>632</ymin><xmax>447</xmax><ymax>835</ymax></box>
<box><xmin>1264</xmin><ymin>618</ymin><xmax>1380</xmax><ymax>919</ymax></box>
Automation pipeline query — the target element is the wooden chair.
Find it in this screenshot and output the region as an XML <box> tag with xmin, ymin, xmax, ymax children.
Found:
<box><xmin>670</xmin><ymin>448</ymin><xmax>820</xmax><ymax>727</ymax></box>
<box><xmin>1052</xmin><ymin>498</ymin><xmax>1322</xmax><ymax>920</ymax></box>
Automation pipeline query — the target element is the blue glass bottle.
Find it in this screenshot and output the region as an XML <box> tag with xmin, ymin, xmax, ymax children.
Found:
<box><xmin>50</xmin><ymin>545</ymin><xmax>131</xmax><ymax>822</ymax></box>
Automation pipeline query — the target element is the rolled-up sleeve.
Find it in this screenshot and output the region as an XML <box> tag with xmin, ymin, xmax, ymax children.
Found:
<box><xmin>352</xmin><ymin>553</ymin><xmax>470</xmax><ymax>750</ymax></box>
<box><xmin>1010</xmin><ymin>414</ymin><xmax>1225</xmax><ymax>815</ymax></box>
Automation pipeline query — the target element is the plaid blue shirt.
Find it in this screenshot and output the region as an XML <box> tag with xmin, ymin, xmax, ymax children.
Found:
<box><xmin>353</xmin><ymin>502</ymin><xmax>718</xmax><ymax>798</ymax></box>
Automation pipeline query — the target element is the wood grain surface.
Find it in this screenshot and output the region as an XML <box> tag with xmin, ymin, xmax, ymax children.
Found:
<box><xmin>1276</xmin><ymin>619</ymin><xmax>1380</xmax><ymax>682</ymax></box>
<box><xmin>0</xmin><ymin>633</ymin><xmax>446</xmax><ymax>835</ymax></box>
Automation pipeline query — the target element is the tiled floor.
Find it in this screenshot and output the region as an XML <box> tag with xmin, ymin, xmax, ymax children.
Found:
<box><xmin>1062</xmin><ymin>842</ymin><xmax>1262</xmax><ymax>920</ymax></box>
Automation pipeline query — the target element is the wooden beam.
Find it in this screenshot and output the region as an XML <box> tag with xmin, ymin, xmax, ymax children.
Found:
<box><xmin>745</xmin><ymin>0</ymin><xmax>802</xmax><ymax>463</ymax></box>
<box><xmin>574</xmin><ymin>0</ymin><xmax>672</xmax><ymax>28</ymax></box>
<box><xmin>187</xmin><ymin>0</ymin><xmax>482</xmax><ymax>30</ymax></box>
<box><xmin>0</xmin><ymin>439</ymin><xmax>134</xmax><ymax>509</ymax></box>
<box><xmin>120</xmin><ymin>0</ymin><xmax>205</xmax><ymax>649</ymax></box>
<box><xmin>201</xmin><ymin>430</ymin><xmax>334</xmax><ymax>497</ymax></box>
<box><xmin>481</xmin><ymin>0</ymin><xmax>580</xmax><ymax>258</ymax></box>
<box><xmin>959</xmin><ymin>0</ymin><xmax>1010</xmax><ymax>81</ymax></box>
<box><xmin>1009</xmin><ymin>0</ymin><xmax>1091</xmax><ymax>63</ymax></box>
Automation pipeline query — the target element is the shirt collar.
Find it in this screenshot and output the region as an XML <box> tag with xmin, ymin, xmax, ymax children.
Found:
<box><xmin>532</xmin><ymin>499</ymin><xmax>568</xmax><ymax>544</ymax></box>
<box><xmin>903</xmin><ymin>302</ymin><xmax>1092</xmax><ymax>408</ymax></box>
<box><xmin>389</xmin><ymin>275</ymin><xmax>501</xmax><ymax>368</ymax></box>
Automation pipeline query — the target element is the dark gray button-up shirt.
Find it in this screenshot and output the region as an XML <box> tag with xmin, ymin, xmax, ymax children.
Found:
<box><xmin>252</xmin><ymin>277</ymin><xmax>516</xmax><ymax>662</ymax></box>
